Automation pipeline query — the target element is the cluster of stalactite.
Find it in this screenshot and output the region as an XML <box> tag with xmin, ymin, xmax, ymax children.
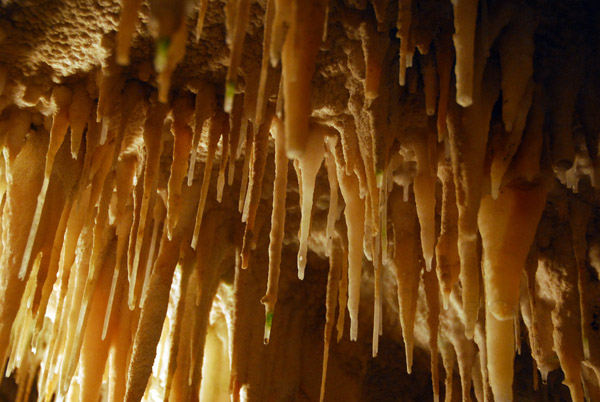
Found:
<box><xmin>0</xmin><ymin>0</ymin><xmax>599</xmax><ymax>401</ymax></box>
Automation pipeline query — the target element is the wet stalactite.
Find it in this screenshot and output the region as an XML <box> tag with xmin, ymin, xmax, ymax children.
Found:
<box><xmin>0</xmin><ymin>0</ymin><xmax>599</xmax><ymax>401</ymax></box>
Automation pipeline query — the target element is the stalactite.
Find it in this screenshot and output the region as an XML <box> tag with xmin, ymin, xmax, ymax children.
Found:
<box><xmin>441</xmin><ymin>296</ymin><xmax>478</xmax><ymax>402</ymax></box>
<box><xmin>104</xmin><ymin>152</ymin><xmax>137</xmax><ymax>338</ymax></box>
<box><xmin>439</xmin><ymin>337</ymin><xmax>456</xmax><ymax>402</ymax></box>
<box><xmin>192</xmin><ymin>111</ymin><xmax>227</xmax><ymax>249</ymax></box>
<box><xmin>421</xmin><ymin>51</ymin><xmax>438</xmax><ymax>116</ymax></box>
<box><xmin>281</xmin><ymin>0</ymin><xmax>328</xmax><ymax>158</ymax></box>
<box><xmin>240</xmin><ymin>113</ymin><xmax>272</xmax><ymax>268</ymax></box>
<box><xmin>296</xmin><ymin>125</ymin><xmax>325</xmax><ymax>279</ymax></box>
<box><xmin>167</xmin><ymin>268</ymin><xmax>197</xmax><ymax>402</ymax></box>
<box><xmin>162</xmin><ymin>250</ymin><xmax>195</xmax><ymax>401</ymax></box>
<box><xmin>140</xmin><ymin>195</ymin><xmax>166</xmax><ymax>308</ymax></box>
<box><xmin>0</xmin><ymin>130</ymin><xmax>56</xmax><ymax>369</ymax></box>
<box><xmin>167</xmin><ymin>93</ymin><xmax>195</xmax><ymax>239</ymax></box>
<box><xmin>118</xmin><ymin>83</ymin><xmax>152</xmax><ymax>310</ymax></box>
<box><xmin>60</xmin><ymin>146</ymin><xmax>114</xmax><ymax>393</ymax></box>
<box><xmin>397</xmin><ymin>0</ymin><xmax>413</xmax><ymax>86</ymax></box>
<box><xmin>1</xmin><ymin>1</ymin><xmax>599</xmax><ymax>401</ymax></box>
<box><xmin>261</xmin><ymin>116</ymin><xmax>286</xmax><ymax>343</ymax></box>
<box><xmin>336</xmin><ymin>239</ymin><xmax>349</xmax><ymax>343</ymax></box>
<box><xmin>124</xmin><ymin>183</ymin><xmax>201</xmax><ymax>402</ymax></box>
<box><xmin>224</xmin><ymin>0</ymin><xmax>252</xmax><ymax>112</ymax></box>
<box><xmin>32</xmin><ymin>194</ymin><xmax>72</xmax><ymax>343</ymax></box>
<box><xmin>116</xmin><ymin>0</ymin><xmax>144</xmax><ymax>65</ymax></box>
<box><xmin>446</xmin><ymin>59</ymin><xmax>500</xmax><ymax>338</ymax></box>
<box><xmin>238</xmin><ymin>121</ymin><xmax>253</xmax><ymax>213</ymax></box>
<box><xmin>19</xmin><ymin>86</ymin><xmax>72</xmax><ymax>280</ymax></box>
<box><xmin>69</xmin><ymin>84</ymin><xmax>93</xmax><ymax>159</ymax></box>
<box><xmin>188</xmin><ymin>82</ymin><xmax>216</xmax><ymax>186</ymax></box>
<box><xmin>359</xmin><ymin>22</ymin><xmax>389</xmax><ymax>100</ymax></box>
<box><xmin>349</xmin><ymin>100</ymin><xmax>379</xmax><ymax>239</ymax></box>
<box><xmin>216</xmin><ymin>113</ymin><xmax>231</xmax><ymax>202</ymax></box>
<box><xmin>450</xmin><ymin>0</ymin><xmax>478</xmax><ymax>107</ymax></box>
<box><xmin>108</xmin><ymin>266</ymin><xmax>136</xmax><ymax>402</ymax></box>
<box><xmin>389</xmin><ymin>185</ymin><xmax>420</xmax><ymax>373</ymax></box>
<box><xmin>485</xmin><ymin>308</ymin><xmax>514</xmax><ymax>402</ymax></box>
<box><xmin>57</xmin><ymin>221</ymin><xmax>94</xmax><ymax>397</ymax></box>
<box><xmin>325</xmin><ymin>136</ymin><xmax>340</xmax><ymax>257</ymax></box>
<box><xmin>320</xmin><ymin>236</ymin><xmax>342</xmax><ymax>402</ymax></box>
<box><xmin>423</xmin><ymin>264</ymin><xmax>440</xmax><ymax>402</ymax></box>
<box><xmin>269</xmin><ymin>0</ymin><xmax>290</xmax><ymax>67</ymax></box>
<box><xmin>195</xmin><ymin>0</ymin><xmax>210</xmax><ymax>41</ymax></box>
<box><xmin>156</xmin><ymin>22</ymin><xmax>188</xmax><ymax>103</ymax></box>
<box><xmin>332</xmin><ymin>140</ymin><xmax>365</xmax><ymax>341</ymax></box>
<box><xmin>435</xmin><ymin>30</ymin><xmax>453</xmax><ymax>141</ymax></box>
<box><xmin>435</xmin><ymin>153</ymin><xmax>460</xmax><ymax>308</ymax></box>
<box><xmin>96</xmin><ymin>64</ymin><xmax>125</xmax><ymax>144</ymax></box>
<box><xmin>546</xmin><ymin>224</ymin><xmax>586</xmax><ymax>402</ymax></box>
<box><xmin>255</xmin><ymin>0</ymin><xmax>275</xmax><ymax>128</ymax></box>
<box><xmin>479</xmin><ymin>184</ymin><xmax>547</xmax><ymax>321</ymax></box>
<box><xmin>228</xmin><ymin>93</ymin><xmax>245</xmax><ymax>185</ymax></box>
<box><xmin>412</xmin><ymin>132</ymin><xmax>437</xmax><ymax>272</ymax></box>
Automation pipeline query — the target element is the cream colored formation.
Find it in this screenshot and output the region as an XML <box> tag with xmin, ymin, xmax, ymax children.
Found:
<box><xmin>0</xmin><ymin>0</ymin><xmax>598</xmax><ymax>401</ymax></box>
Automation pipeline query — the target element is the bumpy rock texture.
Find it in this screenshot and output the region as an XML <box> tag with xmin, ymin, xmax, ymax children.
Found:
<box><xmin>0</xmin><ymin>0</ymin><xmax>599</xmax><ymax>401</ymax></box>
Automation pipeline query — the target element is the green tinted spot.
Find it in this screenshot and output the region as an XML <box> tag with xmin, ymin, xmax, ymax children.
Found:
<box><xmin>154</xmin><ymin>37</ymin><xmax>171</xmax><ymax>72</ymax></box>
<box><xmin>224</xmin><ymin>81</ymin><xmax>235</xmax><ymax>113</ymax></box>
<box><xmin>263</xmin><ymin>311</ymin><xmax>274</xmax><ymax>344</ymax></box>
<box><xmin>376</xmin><ymin>169</ymin><xmax>384</xmax><ymax>187</ymax></box>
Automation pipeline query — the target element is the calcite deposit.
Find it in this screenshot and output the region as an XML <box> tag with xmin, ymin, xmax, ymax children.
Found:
<box><xmin>0</xmin><ymin>0</ymin><xmax>598</xmax><ymax>401</ymax></box>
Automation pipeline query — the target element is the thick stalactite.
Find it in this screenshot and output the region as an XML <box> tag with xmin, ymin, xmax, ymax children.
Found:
<box><xmin>0</xmin><ymin>0</ymin><xmax>599</xmax><ymax>401</ymax></box>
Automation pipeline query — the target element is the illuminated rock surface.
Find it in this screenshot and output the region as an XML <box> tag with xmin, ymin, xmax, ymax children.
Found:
<box><xmin>0</xmin><ymin>0</ymin><xmax>599</xmax><ymax>401</ymax></box>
